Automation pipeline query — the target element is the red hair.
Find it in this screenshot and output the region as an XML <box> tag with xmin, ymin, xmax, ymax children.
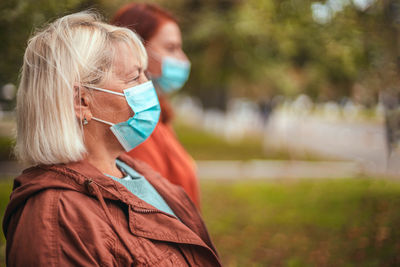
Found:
<box><xmin>111</xmin><ymin>3</ymin><xmax>177</xmax><ymax>43</ymax></box>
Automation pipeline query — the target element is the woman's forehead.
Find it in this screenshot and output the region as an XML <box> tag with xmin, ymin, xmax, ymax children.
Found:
<box><xmin>112</xmin><ymin>41</ymin><xmax>142</xmax><ymax>77</ymax></box>
<box><xmin>151</xmin><ymin>21</ymin><xmax>181</xmax><ymax>45</ymax></box>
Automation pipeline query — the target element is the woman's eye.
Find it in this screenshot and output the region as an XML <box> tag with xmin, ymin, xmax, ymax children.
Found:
<box><xmin>165</xmin><ymin>45</ymin><xmax>175</xmax><ymax>53</ymax></box>
<box><xmin>128</xmin><ymin>74</ymin><xmax>140</xmax><ymax>83</ymax></box>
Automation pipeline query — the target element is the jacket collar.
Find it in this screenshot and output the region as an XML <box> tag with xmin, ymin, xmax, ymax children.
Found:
<box><xmin>121</xmin><ymin>155</ymin><xmax>219</xmax><ymax>256</ymax></box>
<box><xmin>5</xmin><ymin>155</ymin><xmax>219</xmax><ymax>262</ymax></box>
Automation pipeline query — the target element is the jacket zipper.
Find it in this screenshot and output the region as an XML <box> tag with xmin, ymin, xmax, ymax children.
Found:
<box><xmin>132</xmin><ymin>207</ymin><xmax>159</xmax><ymax>214</ymax></box>
<box><xmin>86</xmin><ymin>178</ymin><xmax>172</xmax><ymax>216</ymax></box>
<box><xmin>86</xmin><ymin>179</ymin><xmax>221</xmax><ymax>265</ymax></box>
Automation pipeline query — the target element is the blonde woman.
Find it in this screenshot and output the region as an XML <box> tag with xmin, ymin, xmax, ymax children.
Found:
<box><xmin>2</xmin><ymin>11</ymin><xmax>221</xmax><ymax>266</ymax></box>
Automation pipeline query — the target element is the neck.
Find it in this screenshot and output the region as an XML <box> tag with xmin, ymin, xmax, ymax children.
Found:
<box><xmin>83</xmin><ymin>124</ymin><xmax>125</xmax><ymax>178</ymax></box>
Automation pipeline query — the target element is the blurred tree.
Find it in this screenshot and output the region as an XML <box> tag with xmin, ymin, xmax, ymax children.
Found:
<box><xmin>0</xmin><ymin>0</ymin><xmax>105</xmax><ymax>87</ymax></box>
<box><xmin>0</xmin><ymin>0</ymin><xmax>398</xmax><ymax>108</ymax></box>
<box><xmin>174</xmin><ymin>0</ymin><xmax>400</xmax><ymax>106</ymax></box>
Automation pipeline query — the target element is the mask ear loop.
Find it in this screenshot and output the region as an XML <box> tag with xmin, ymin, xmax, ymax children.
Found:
<box><xmin>83</xmin><ymin>85</ymin><xmax>125</xmax><ymax>96</ymax></box>
<box><xmin>82</xmin><ymin>85</ymin><xmax>124</xmax><ymax>126</ymax></box>
<box><xmin>92</xmin><ymin>117</ymin><xmax>114</xmax><ymax>126</ymax></box>
<box><xmin>75</xmin><ymin>85</ymin><xmax>87</xmax><ymax>128</ymax></box>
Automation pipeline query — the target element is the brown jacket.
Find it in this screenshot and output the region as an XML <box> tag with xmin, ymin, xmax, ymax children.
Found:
<box><xmin>2</xmin><ymin>154</ymin><xmax>221</xmax><ymax>266</ymax></box>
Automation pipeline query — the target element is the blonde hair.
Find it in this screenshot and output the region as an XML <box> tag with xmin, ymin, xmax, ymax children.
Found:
<box><xmin>15</xmin><ymin>11</ymin><xmax>147</xmax><ymax>165</ymax></box>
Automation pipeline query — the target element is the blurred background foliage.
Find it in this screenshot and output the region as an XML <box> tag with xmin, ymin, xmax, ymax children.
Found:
<box><xmin>2</xmin><ymin>1</ymin><xmax>400</xmax><ymax>266</ymax></box>
<box><xmin>1</xmin><ymin>0</ymin><xmax>399</xmax><ymax>109</ymax></box>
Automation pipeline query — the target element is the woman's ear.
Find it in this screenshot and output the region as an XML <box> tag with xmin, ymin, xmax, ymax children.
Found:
<box><xmin>74</xmin><ymin>84</ymin><xmax>92</xmax><ymax>123</ymax></box>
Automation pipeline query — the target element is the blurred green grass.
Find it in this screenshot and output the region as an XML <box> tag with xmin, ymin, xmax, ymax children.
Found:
<box><xmin>1</xmin><ymin>178</ymin><xmax>400</xmax><ymax>266</ymax></box>
<box><xmin>0</xmin><ymin>177</ymin><xmax>13</xmax><ymax>265</ymax></box>
<box><xmin>174</xmin><ymin>121</ymin><xmax>324</xmax><ymax>161</ymax></box>
<box><xmin>201</xmin><ymin>178</ymin><xmax>400</xmax><ymax>266</ymax></box>
<box><xmin>0</xmin><ymin>137</ymin><xmax>14</xmax><ymax>161</ymax></box>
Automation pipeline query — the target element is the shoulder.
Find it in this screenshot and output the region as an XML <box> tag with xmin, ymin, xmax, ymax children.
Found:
<box><xmin>6</xmin><ymin>188</ymin><xmax>116</xmax><ymax>266</ymax></box>
<box><xmin>8</xmin><ymin>188</ymin><xmax>99</xmax><ymax>242</ymax></box>
<box><xmin>57</xmin><ymin>189</ymin><xmax>111</xmax><ymax>229</ymax></box>
<box><xmin>5</xmin><ymin>188</ymin><xmax>63</xmax><ymax>266</ymax></box>
<box><xmin>29</xmin><ymin>188</ymin><xmax>113</xmax><ymax>234</ymax></box>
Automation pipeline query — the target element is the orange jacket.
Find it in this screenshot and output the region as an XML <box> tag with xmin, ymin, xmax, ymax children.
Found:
<box><xmin>3</xmin><ymin>154</ymin><xmax>220</xmax><ymax>266</ymax></box>
<box><xmin>127</xmin><ymin>121</ymin><xmax>200</xmax><ymax>208</ymax></box>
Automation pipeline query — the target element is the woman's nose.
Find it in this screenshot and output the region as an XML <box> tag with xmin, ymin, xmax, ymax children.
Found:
<box><xmin>177</xmin><ymin>49</ymin><xmax>188</xmax><ymax>61</ymax></box>
<box><xmin>140</xmin><ymin>73</ymin><xmax>149</xmax><ymax>83</ymax></box>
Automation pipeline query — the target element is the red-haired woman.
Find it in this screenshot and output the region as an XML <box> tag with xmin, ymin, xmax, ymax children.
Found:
<box><xmin>111</xmin><ymin>3</ymin><xmax>200</xmax><ymax>208</ymax></box>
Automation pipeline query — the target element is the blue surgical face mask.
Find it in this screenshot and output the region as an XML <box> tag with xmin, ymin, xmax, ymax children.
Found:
<box><xmin>152</xmin><ymin>55</ymin><xmax>191</xmax><ymax>93</ymax></box>
<box><xmin>86</xmin><ymin>81</ymin><xmax>160</xmax><ymax>151</ymax></box>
